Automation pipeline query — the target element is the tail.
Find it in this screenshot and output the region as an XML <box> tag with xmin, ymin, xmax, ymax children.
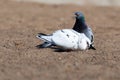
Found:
<box><xmin>36</xmin><ymin>33</ymin><xmax>52</xmax><ymax>42</ymax></box>
<box><xmin>89</xmin><ymin>44</ymin><xmax>96</xmax><ymax>50</ymax></box>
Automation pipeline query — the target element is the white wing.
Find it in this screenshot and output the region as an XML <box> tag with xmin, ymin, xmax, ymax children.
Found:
<box><xmin>52</xmin><ymin>29</ymin><xmax>79</xmax><ymax>49</ymax></box>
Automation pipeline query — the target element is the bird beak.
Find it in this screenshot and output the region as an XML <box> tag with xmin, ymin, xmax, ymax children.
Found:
<box><xmin>74</xmin><ymin>12</ymin><xmax>79</xmax><ymax>17</ymax></box>
<box><xmin>72</xmin><ymin>13</ymin><xmax>77</xmax><ymax>19</ymax></box>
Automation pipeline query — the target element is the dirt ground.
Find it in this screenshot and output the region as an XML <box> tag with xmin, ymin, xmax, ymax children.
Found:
<box><xmin>0</xmin><ymin>0</ymin><xmax>120</xmax><ymax>80</ymax></box>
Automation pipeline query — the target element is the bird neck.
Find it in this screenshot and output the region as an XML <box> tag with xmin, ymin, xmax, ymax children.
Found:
<box><xmin>73</xmin><ymin>19</ymin><xmax>87</xmax><ymax>32</ymax></box>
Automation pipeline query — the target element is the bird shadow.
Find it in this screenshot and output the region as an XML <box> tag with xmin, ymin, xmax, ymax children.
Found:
<box><xmin>51</xmin><ymin>47</ymin><xmax>72</xmax><ymax>52</ymax></box>
<box><xmin>36</xmin><ymin>44</ymin><xmax>72</xmax><ymax>52</ymax></box>
<box><xmin>36</xmin><ymin>44</ymin><xmax>96</xmax><ymax>52</ymax></box>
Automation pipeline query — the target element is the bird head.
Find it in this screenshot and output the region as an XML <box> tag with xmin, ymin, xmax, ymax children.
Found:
<box><xmin>74</xmin><ymin>12</ymin><xmax>85</xmax><ymax>22</ymax></box>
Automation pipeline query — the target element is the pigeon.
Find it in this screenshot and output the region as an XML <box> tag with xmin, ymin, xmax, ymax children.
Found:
<box><xmin>73</xmin><ymin>12</ymin><xmax>96</xmax><ymax>50</ymax></box>
<box><xmin>36</xmin><ymin>29</ymin><xmax>92</xmax><ymax>50</ymax></box>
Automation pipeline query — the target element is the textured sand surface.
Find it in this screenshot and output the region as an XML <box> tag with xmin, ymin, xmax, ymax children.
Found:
<box><xmin>0</xmin><ymin>0</ymin><xmax>120</xmax><ymax>80</ymax></box>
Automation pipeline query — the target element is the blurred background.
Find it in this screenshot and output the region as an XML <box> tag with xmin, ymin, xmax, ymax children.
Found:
<box><xmin>16</xmin><ymin>0</ymin><xmax>120</xmax><ymax>6</ymax></box>
<box><xmin>0</xmin><ymin>0</ymin><xmax>120</xmax><ymax>80</ymax></box>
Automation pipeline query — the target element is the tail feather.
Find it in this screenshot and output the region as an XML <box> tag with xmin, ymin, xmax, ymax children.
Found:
<box><xmin>89</xmin><ymin>44</ymin><xmax>96</xmax><ymax>50</ymax></box>
<box><xmin>36</xmin><ymin>42</ymin><xmax>53</xmax><ymax>48</ymax></box>
<box><xmin>36</xmin><ymin>33</ymin><xmax>52</xmax><ymax>42</ymax></box>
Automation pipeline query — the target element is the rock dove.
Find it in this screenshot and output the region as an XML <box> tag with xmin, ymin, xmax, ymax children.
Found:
<box><xmin>73</xmin><ymin>12</ymin><xmax>96</xmax><ymax>50</ymax></box>
<box><xmin>36</xmin><ymin>29</ymin><xmax>92</xmax><ymax>50</ymax></box>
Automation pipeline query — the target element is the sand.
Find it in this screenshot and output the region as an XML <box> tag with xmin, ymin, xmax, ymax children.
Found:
<box><xmin>0</xmin><ymin>0</ymin><xmax>120</xmax><ymax>80</ymax></box>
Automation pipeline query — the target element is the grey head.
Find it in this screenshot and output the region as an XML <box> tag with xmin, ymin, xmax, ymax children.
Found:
<box><xmin>73</xmin><ymin>12</ymin><xmax>87</xmax><ymax>32</ymax></box>
<box><xmin>74</xmin><ymin>12</ymin><xmax>85</xmax><ymax>22</ymax></box>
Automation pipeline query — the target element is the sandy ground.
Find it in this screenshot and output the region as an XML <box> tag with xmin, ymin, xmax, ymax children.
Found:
<box><xmin>0</xmin><ymin>0</ymin><xmax>120</xmax><ymax>80</ymax></box>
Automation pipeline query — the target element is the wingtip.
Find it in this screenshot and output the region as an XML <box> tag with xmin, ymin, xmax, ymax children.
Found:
<box><xmin>36</xmin><ymin>33</ymin><xmax>42</xmax><ymax>39</ymax></box>
<box><xmin>38</xmin><ymin>33</ymin><xmax>47</xmax><ymax>36</ymax></box>
<box><xmin>36</xmin><ymin>33</ymin><xmax>47</xmax><ymax>39</ymax></box>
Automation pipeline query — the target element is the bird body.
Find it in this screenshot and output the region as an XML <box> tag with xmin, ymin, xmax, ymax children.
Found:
<box><xmin>36</xmin><ymin>29</ymin><xmax>91</xmax><ymax>50</ymax></box>
<box><xmin>36</xmin><ymin>11</ymin><xmax>96</xmax><ymax>51</ymax></box>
